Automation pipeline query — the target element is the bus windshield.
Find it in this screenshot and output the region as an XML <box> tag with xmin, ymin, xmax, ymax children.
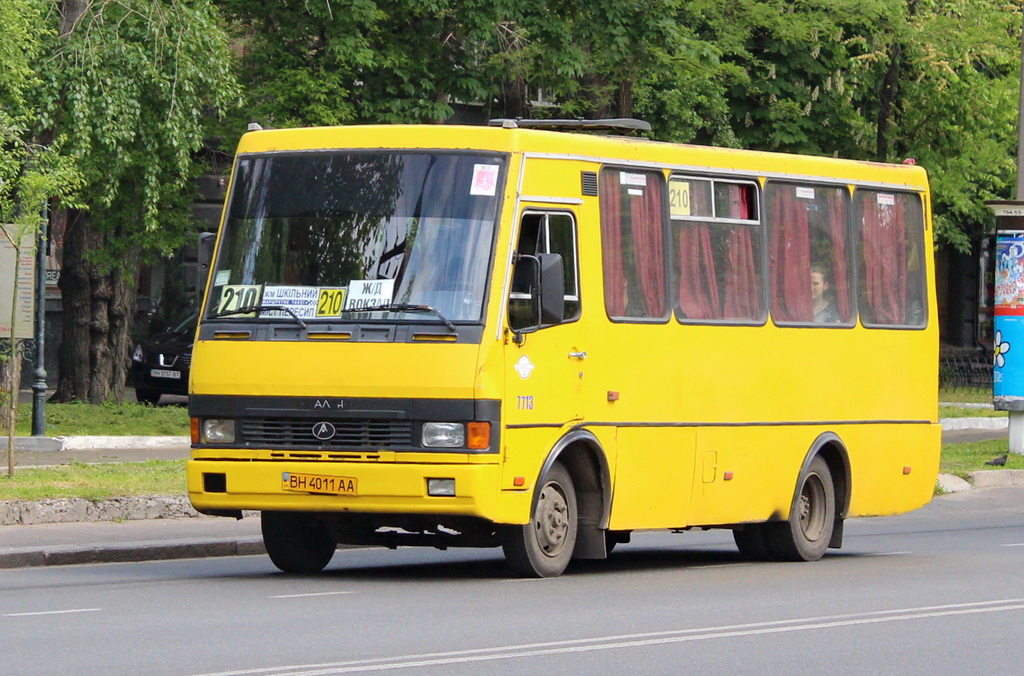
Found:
<box><xmin>206</xmin><ymin>151</ymin><xmax>507</xmax><ymax>324</ymax></box>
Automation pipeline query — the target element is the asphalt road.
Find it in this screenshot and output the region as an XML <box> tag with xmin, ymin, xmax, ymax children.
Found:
<box><xmin>2</xmin><ymin>487</ymin><xmax>1023</xmax><ymax>676</ymax></box>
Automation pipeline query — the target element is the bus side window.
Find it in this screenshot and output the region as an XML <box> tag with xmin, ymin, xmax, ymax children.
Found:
<box><xmin>766</xmin><ymin>182</ymin><xmax>854</xmax><ymax>326</ymax></box>
<box><xmin>509</xmin><ymin>212</ymin><xmax>580</xmax><ymax>331</ymax></box>
<box><xmin>854</xmin><ymin>190</ymin><xmax>927</xmax><ymax>328</ymax></box>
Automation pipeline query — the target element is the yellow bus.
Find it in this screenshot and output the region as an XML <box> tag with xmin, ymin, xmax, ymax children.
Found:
<box><xmin>187</xmin><ymin>119</ymin><xmax>939</xmax><ymax>577</ymax></box>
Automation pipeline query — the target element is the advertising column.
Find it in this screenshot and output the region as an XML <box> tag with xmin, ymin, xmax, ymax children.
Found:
<box><xmin>988</xmin><ymin>201</ymin><xmax>1024</xmax><ymax>454</ymax></box>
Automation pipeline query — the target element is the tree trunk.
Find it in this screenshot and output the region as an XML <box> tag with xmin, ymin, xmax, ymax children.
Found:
<box><xmin>2</xmin><ymin>344</ymin><xmax>23</xmax><ymax>475</ymax></box>
<box><xmin>876</xmin><ymin>42</ymin><xmax>901</xmax><ymax>162</ymax></box>
<box><xmin>60</xmin><ymin>0</ymin><xmax>88</xmax><ymax>37</ymax></box>
<box><xmin>51</xmin><ymin>210</ymin><xmax>139</xmax><ymax>403</ymax></box>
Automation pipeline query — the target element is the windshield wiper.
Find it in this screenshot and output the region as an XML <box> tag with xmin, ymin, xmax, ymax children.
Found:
<box><xmin>209</xmin><ymin>305</ymin><xmax>308</xmax><ymax>329</ymax></box>
<box><xmin>340</xmin><ymin>303</ymin><xmax>456</xmax><ymax>332</ymax></box>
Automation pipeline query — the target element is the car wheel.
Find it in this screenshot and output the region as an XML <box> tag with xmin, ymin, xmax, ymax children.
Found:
<box><xmin>136</xmin><ymin>388</ymin><xmax>161</xmax><ymax>405</ymax></box>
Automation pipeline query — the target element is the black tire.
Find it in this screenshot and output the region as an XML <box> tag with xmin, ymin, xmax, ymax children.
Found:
<box><xmin>733</xmin><ymin>523</ymin><xmax>773</xmax><ymax>561</ymax></box>
<box><xmin>135</xmin><ymin>388</ymin><xmax>161</xmax><ymax>405</ymax></box>
<box><xmin>766</xmin><ymin>456</ymin><xmax>835</xmax><ymax>561</ymax></box>
<box><xmin>502</xmin><ymin>462</ymin><xmax>578</xmax><ymax>578</ymax></box>
<box><xmin>261</xmin><ymin>511</ymin><xmax>337</xmax><ymax>573</ymax></box>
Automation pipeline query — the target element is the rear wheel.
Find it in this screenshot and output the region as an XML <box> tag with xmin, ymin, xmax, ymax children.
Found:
<box><xmin>766</xmin><ymin>456</ymin><xmax>835</xmax><ymax>561</ymax></box>
<box><xmin>261</xmin><ymin>511</ymin><xmax>337</xmax><ymax>573</ymax></box>
<box><xmin>502</xmin><ymin>462</ymin><xmax>577</xmax><ymax>578</ymax></box>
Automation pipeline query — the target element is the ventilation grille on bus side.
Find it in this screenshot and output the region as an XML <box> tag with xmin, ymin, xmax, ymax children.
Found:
<box><xmin>581</xmin><ymin>171</ymin><xmax>599</xmax><ymax>196</ymax></box>
<box><xmin>240</xmin><ymin>418</ymin><xmax>414</xmax><ymax>450</ymax></box>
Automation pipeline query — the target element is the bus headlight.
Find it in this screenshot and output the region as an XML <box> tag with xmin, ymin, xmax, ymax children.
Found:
<box><xmin>422</xmin><ymin>422</ymin><xmax>464</xmax><ymax>448</ymax></box>
<box><xmin>202</xmin><ymin>419</ymin><xmax>235</xmax><ymax>444</ymax></box>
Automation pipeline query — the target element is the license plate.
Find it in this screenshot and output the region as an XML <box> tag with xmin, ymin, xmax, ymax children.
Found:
<box><xmin>150</xmin><ymin>369</ymin><xmax>181</xmax><ymax>379</ymax></box>
<box><xmin>282</xmin><ymin>472</ymin><xmax>357</xmax><ymax>495</ymax></box>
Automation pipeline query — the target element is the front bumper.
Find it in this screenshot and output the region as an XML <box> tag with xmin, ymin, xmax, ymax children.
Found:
<box><xmin>187</xmin><ymin>459</ymin><xmax>520</xmax><ymax>524</ymax></box>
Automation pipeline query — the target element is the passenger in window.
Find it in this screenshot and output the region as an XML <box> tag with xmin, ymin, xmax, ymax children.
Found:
<box><xmin>811</xmin><ymin>266</ymin><xmax>840</xmax><ymax>324</ymax></box>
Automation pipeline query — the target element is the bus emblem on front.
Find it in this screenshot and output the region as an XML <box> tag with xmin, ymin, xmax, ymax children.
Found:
<box><xmin>312</xmin><ymin>422</ymin><xmax>337</xmax><ymax>440</ymax></box>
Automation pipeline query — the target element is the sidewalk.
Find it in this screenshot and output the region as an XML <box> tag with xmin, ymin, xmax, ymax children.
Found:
<box><xmin>0</xmin><ymin>417</ymin><xmax>1020</xmax><ymax>570</ymax></box>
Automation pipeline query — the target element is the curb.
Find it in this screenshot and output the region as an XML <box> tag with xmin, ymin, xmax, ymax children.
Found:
<box><xmin>0</xmin><ymin>538</ymin><xmax>266</xmax><ymax>569</ymax></box>
<box><xmin>14</xmin><ymin>436</ymin><xmax>190</xmax><ymax>452</ymax></box>
<box><xmin>0</xmin><ymin>496</ymin><xmax>203</xmax><ymax>526</ymax></box>
<box><xmin>940</xmin><ymin>417</ymin><xmax>1008</xmax><ymax>431</ymax></box>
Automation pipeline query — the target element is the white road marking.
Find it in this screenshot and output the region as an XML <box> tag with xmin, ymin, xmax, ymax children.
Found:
<box><xmin>4</xmin><ymin>608</ymin><xmax>101</xmax><ymax>618</ymax></box>
<box><xmin>192</xmin><ymin>598</ymin><xmax>1024</xmax><ymax>676</ymax></box>
<box><xmin>1002</xmin><ymin>542</ymin><xmax>1024</xmax><ymax>547</ymax></box>
<box><xmin>270</xmin><ymin>591</ymin><xmax>355</xmax><ymax>599</ymax></box>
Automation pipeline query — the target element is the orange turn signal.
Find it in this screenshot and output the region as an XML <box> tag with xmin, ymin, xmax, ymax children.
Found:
<box><xmin>467</xmin><ymin>422</ymin><xmax>491</xmax><ymax>450</ymax></box>
<box><xmin>190</xmin><ymin>417</ymin><xmax>200</xmax><ymax>444</ymax></box>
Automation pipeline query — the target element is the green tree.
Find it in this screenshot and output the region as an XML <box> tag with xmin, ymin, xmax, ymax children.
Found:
<box><xmin>219</xmin><ymin>0</ymin><xmax>508</xmax><ymax>128</ymax></box>
<box><xmin>872</xmin><ymin>0</ymin><xmax>1020</xmax><ymax>251</ymax></box>
<box><xmin>1</xmin><ymin>0</ymin><xmax>82</xmax><ymax>471</ymax></box>
<box><xmin>34</xmin><ymin>0</ymin><xmax>237</xmax><ymax>403</ymax></box>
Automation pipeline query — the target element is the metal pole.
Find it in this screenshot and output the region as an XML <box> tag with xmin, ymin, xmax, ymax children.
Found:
<box><xmin>30</xmin><ymin>202</ymin><xmax>47</xmax><ymax>436</ymax></box>
<box><xmin>1008</xmin><ymin>18</ymin><xmax>1024</xmax><ymax>453</ymax></box>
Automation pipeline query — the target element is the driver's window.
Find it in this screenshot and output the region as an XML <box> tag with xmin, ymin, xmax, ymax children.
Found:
<box><xmin>509</xmin><ymin>211</ymin><xmax>580</xmax><ymax>330</ymax></box>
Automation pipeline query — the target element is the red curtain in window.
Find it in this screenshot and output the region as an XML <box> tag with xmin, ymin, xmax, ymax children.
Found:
<box><xmin>769</xmin><ymin>188</ymin><xmax>812</xmax><ymax>321</ymax></box>
<box><xmin>676</xmin><ymin>226</ymin><xmax>718</xmax><ymax>319</ymax></box>
<box><xmin>722</xmin><ymin>185</ymin><xmax>760</xmax><ymax>319</ymax></box>
<box><xmin>631</xmin><ymin>184</ymin><xmax>666</xmax><ymax>316</ymax></box>
<box><xmin>826</xmin><ymin>189</ymin><xmax>850</xmax><ymax>320</ymax></box>
<box><xmin>724</xmin><ymin>228</ymin><xmax>760</xmax><ymax>318</ymax></box>
<box><xmin>600</xmin><ymin>172</ymin><xmax>627</xmax><ymax>316</ymax></box>
<box><xmin>676</xmin><ymin>185</ymin><xmax>717</xmax><ymax>319</ymax></box>
<box><xmin>861</xmin><ymin>194</ymin><xmax>906</xmax><ymax>324</ymax></box>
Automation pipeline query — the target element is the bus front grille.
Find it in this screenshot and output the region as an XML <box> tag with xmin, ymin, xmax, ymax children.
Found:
<box><xmin>240</xmin><ymin>418</ymin><xmax>414</xmax><ymax>450</ymax></box>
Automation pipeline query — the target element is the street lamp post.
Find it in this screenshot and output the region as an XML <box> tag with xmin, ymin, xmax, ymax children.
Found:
<box><xmin>30</xmin><ymin>203</ymin><xmax>46</xmax><ymax>436</ymax></box>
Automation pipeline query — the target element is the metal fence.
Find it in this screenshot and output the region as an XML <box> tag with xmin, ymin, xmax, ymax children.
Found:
<box><xmin>939</xmin><ymin>349</ymin><xmax>992</xmax><ymax>396</ymax></box>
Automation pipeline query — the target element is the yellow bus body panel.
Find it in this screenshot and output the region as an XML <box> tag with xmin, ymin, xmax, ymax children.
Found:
<box><xmin>189</xmin><ymin>123</ymin><xmax>940</xmax><ymax>536</ymax></box>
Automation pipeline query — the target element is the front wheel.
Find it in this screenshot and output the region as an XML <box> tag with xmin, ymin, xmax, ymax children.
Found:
<box><xmin>261</xmin><ymin>511</ymin><xmax>337</xmax><ymax>573</ymax></box>
<box><xmin>766</xmin><ymin>456</ymin><xmax>835</xmax><ymax>561</ymax></box>
<box><xmin>502</xmin><ymin>462</ymin><xmax>578</xmax><ymax>578</ymax></box>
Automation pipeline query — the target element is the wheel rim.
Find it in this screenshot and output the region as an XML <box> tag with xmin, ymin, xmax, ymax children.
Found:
<box><xmin>798</xmin><ymin>472</ymin><xmax>827</xmax><ymax>542</ymax></box>
<box><xmin>533</xmin><ymin>480</ymin><xmax>570</xmax><ymax>558</ymax></box>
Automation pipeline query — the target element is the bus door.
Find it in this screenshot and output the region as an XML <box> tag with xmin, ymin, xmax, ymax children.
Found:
<box><xmin>504</xmin><ymin>210</ymin><xmax>585</xmax><ymax>438</ymax></box>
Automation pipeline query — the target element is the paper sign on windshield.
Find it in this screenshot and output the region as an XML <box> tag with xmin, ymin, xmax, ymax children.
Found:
<box><xmin>345</xmin><ymin>279</ymin><xmax>396</xmax><ymax>310</ymax></box>
<box><xmin>261</xmin><ymin>285</ymin><xmax>319</xmax><ymax>318</ymax></box>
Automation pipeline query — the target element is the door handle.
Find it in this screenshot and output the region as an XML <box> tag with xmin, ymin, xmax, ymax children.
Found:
<box><xmin>568</xmin><ymin>351</ymin><xmax>588</xmax><ymax>360</ymax></box>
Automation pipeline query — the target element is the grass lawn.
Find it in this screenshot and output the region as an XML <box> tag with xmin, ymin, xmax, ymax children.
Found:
<box><xmin>12</xmin><ymin>400</ymin><xmax>189</xmax><ymax>437</ymax></box>
<box><xmin>937</xmin><ymin>404</ymin><xmax>1005</xmax><ymax>418</ymax></box>
<box><xmin>939</xmin><ymin>439</ymin><xmax>1022</xmax><ymax>478</ymax></box>
<box><xmin>0</xmin><ymin>460</ymin><xmax>186</xmax><ymax>501</ymax></box>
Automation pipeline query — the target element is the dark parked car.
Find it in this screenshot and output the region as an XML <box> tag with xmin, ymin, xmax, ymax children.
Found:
<box><xmin>130</xmin><ymin>313</ymin><xmax>197</xmax><ymax>404</ymax></box>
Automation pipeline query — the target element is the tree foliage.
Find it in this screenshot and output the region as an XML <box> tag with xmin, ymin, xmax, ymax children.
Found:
<box><xmin>2</xmin><ymin>0</ymin><xmax>1022</xmax><ymax>402</ymax></box>
<box><xmin>31</xmin><ymin>0</ymin><xmax>239</xmax><ymax>403</ymax></box>
<box><xmin>37</xmin><ymin>0</ymin><xmax>239</xmax><ymax>264</ymax></box>
<box><xmin>219</xmin><ymin>1</ymin><xmax>1024</xmax><ymax>250</ymax></box>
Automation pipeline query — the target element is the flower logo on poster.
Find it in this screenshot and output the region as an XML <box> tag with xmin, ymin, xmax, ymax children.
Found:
<box><xmin>995</xmin><ymin>330</ymin><xmax>1011</xmax><ymax>369</ymax></box>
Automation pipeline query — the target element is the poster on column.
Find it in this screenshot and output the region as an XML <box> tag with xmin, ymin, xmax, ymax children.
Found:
<box><xmin>0</xmin><ymin>225</ymin><xmax>35</xmax><ymax>339</ymax></box>
<box><xmin>993</xmin><ymin>236</ymin><xmax>1024</xmax><ymax>399</ymax></box>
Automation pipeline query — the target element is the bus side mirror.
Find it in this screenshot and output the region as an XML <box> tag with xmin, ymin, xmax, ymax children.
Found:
<box><xmin>538</xmin><ymin>253</ymin><xmax>565</xmax><ymax>326</ymax></box>
<box><xmin>508</xmin><ymin>253</ymin><xmax>564</xmax><ymax>339</ymax></box>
